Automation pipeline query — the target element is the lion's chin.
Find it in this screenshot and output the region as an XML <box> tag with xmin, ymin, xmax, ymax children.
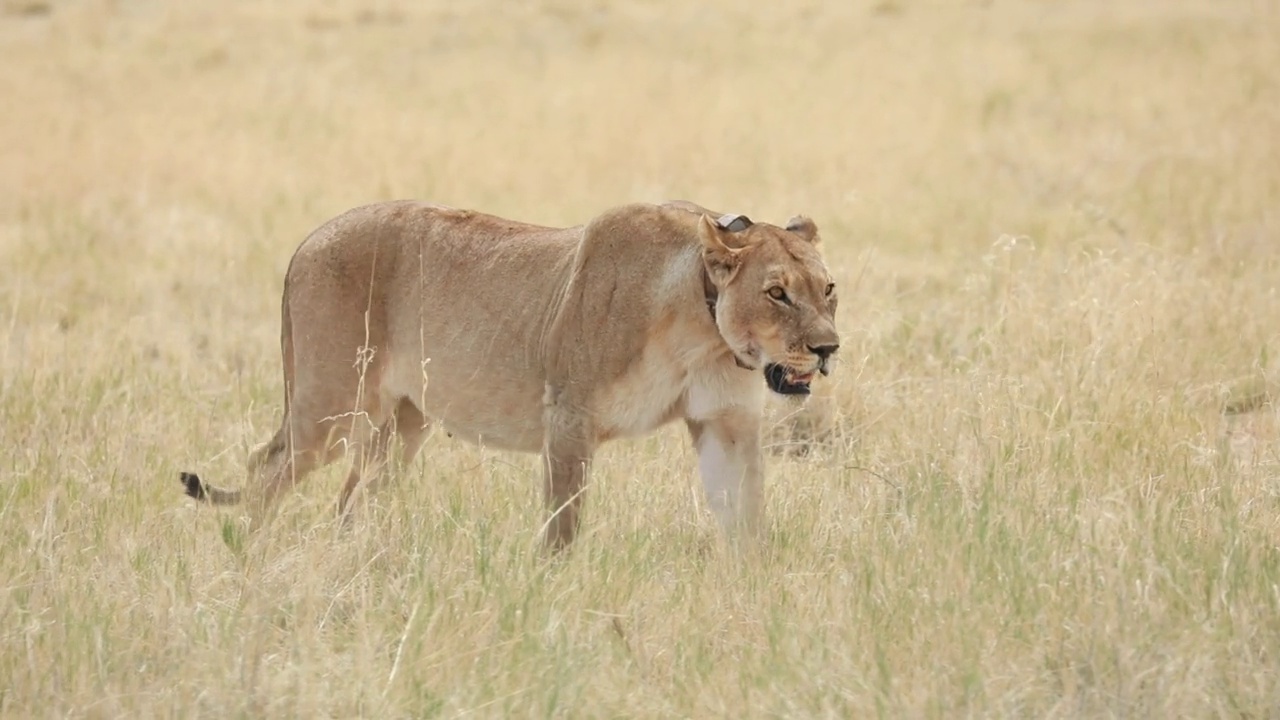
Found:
<box><xmin>764</xmin><ymin>364</ymin><xmax>814</xmax><ymax>395</ymax></box>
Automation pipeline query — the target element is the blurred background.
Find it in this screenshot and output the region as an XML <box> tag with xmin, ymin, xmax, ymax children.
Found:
<box><xmin>5</xmin><ymin>0</ymin><xmax>1276</xmax><ymax>435</ymax></box>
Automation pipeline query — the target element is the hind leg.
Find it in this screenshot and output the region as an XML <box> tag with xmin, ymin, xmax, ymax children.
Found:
<box><xmin>336</xmin><ymin>419</ymin><xmax>393</xmax><ymax>517</ymax></box>
<box><xmin>393</xmin><ymin>398</ymin><xmax>431</xmax><ymax>468</ymax></box>
<box><xmin>187</xmin><ymin>252</ymin><xmax>400</xmax><ymax>528</ymax></box>
<box><xmin>336</xmin><ymin>398</ymin><xmax>431</xmax><ymax>516</ymax></box>
<box><xmin>243</xmin><ymin>418</ymin><xmax>325</xmax><ymax>531</ymax></box>
<box><xmin>254</xmin><ymin>359</ymin><xmax>390</xmax><ymax>527</ymax></box>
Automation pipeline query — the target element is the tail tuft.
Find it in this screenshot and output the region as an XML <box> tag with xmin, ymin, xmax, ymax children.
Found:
<box><xmin>180</xmin><ymin>472</ymin><xmax>207</xmax><ymax>501</ymax></box>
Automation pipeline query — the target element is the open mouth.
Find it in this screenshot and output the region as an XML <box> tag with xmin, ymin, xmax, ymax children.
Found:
<box><xmin>764</xmin><ymin>364</ymin><xmax>815</xmax><ymax>395</ymax></box>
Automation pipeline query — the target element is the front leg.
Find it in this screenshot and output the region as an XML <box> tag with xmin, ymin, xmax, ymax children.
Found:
<box><xmin>685</xmin><ymin>408</ymin><xmax>764</xmax><ymax>539</ymax></box>
<box><xmin>542</xmin><ymin>386</ymin><xmax>595</xmax><ymax>551</ymax></box>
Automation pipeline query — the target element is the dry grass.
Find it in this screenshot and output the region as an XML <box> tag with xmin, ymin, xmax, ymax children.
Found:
<box><xmin>3</xmin><ymin>0</ymin><xmax>1280</xmax><ymax>716</ymax></box>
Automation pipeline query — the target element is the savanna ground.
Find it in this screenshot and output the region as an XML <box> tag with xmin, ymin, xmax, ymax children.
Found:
<box><xmin>3</xmin><ymin>0</ymin><xmax>1280</xmax><ymax>716</ymax></box>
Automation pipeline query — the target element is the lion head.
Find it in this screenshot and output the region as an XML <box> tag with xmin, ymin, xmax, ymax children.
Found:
<box><xmin>699</xmin><ymin>213</ymin><xmax>841</xmax><ymax>395</ymax></box>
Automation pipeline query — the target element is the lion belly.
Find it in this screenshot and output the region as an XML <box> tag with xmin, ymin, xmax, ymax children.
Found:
<box><xmin>381</xmin><ymin>351</ymin><xmax>548</xmax><ymax>453</ymax></box>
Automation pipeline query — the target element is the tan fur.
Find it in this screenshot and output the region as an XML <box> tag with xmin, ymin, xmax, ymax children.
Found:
<box><xmin>181</xmin><ymin>200</ymin><xmax>840</xmax><ymax>549</ymax></box>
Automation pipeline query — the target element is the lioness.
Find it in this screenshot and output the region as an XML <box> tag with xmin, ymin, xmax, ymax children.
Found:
<box><xmin>180</xmin><ymin>200</ymin><xmax>840</xmax><ymax>548</ymax></box>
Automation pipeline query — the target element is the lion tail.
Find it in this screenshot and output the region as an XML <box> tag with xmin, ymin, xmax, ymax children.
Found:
<box><xmin>179</xmin><ymin>472</ymin><xmax>243</xmax><ymax>505</ymax></box>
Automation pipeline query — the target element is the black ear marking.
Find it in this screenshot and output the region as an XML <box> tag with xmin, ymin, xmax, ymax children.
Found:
<box><xmin>715</xmin><ymin>214</ymin><xmax>753</xmax><ymax>232</ymax></box>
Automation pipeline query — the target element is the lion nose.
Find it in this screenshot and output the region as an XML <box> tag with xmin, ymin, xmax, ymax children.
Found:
<box><xmin>808</xmin><ymin>343</ymin><xmax>839</xmax><ymax>360</ymax></box>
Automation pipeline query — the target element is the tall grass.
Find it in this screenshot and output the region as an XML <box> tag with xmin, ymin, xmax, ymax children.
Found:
<box><xmin>3</xmin><ymin>0</ymin><xmax>1280</xmax><ymax>716</ymax></box>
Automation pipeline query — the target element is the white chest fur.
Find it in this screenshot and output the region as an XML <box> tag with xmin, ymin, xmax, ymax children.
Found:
<box><xmin>685</xmin><ymin>362</ymin><xmax>766</xmax><ymax>421</ymax></box>
<box><xmin>594</xmin><ymin>341</ymin><xmax>765</xmax><ymax>442</ymax></box>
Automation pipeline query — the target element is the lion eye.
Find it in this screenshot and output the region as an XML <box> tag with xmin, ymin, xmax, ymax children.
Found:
<box><xmin>766</xmin><ymin>286</ymin><xmax>790</xmax><ymax>304</ymax></box>
<box><xmin>825</xmin><ymin>283</ymin><xmax>836</xmax><ymax>297</ymax></box>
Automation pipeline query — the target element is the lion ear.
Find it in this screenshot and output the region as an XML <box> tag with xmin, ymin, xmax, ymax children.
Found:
<box><xmin>786</xmin><ymin>216</ymin><xmax>820</xmax><ymax>244</ymax></box>
<box><xmin>698</xmin><ymin>214</ymin><xmax>742</xmax><ymax>285</ymax></box>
